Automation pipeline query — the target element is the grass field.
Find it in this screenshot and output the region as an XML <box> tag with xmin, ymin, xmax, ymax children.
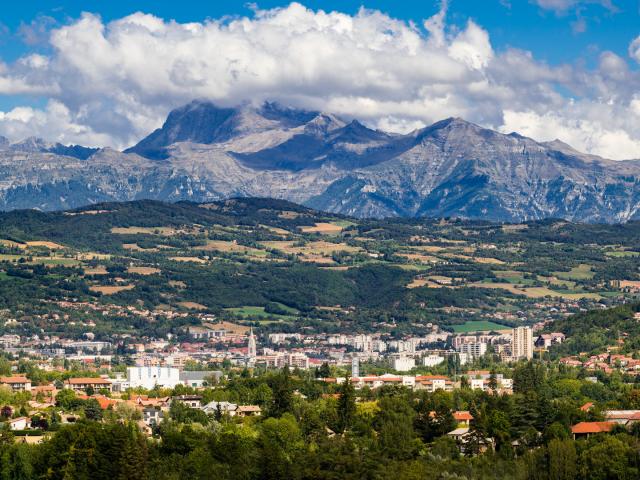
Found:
<box><xmin>552</xmin><ymin>264</ymin><xmax>594</xmax><ymax>281</ymax></box>
<box><xmin>471</xmin><ymin>282</ymin><xmax>602</xmax><ymax>300</ymax></box>
<box><xmin>111</xmin><ymin>226</ymin><xmax>177</xmax><ymax>235</ymax></box>
<box><xmin>200</xmin><ymin>240</ymin><xmax>266</xmax><ymax>256</ymax></box>
<box><xmin>35</xmin><ymin>258</ymin><xmax>81</xmax><ymax>266</ymax></box>
<box><xmin>397</xmin><ymin>253</ymin><xmax>439</xmax><ymax>263</ymax></box>
<box><xmin>0</xmin><ymin>254</ymin><xmax>81</xmax><ymax>266</ymax></box>
<box><xmin>452</xmin><ymin>321</ymin><xmax>511</xmax><ymax>333</ymax></box>
<box><xmin>262</xmin><ymin>240</ymin><xmax>359</xmax><ymax>257</ymax></box>
<box><xmin>225</xmin><ymin>304</ymin><xmax>298</xmax><ymax>321</ymax></box>
<box><xmin>605</xmin><ymin>251</ymin><xmax>640</xmax><ymax>258</ymax></box>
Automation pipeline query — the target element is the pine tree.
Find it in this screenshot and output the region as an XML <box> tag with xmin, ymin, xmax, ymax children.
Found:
<box><xmin>337</xmin><ymin>378</ymin><xmax>356</xmax><ymax>433</ymax></box>
<box><xmin>269</xmin><ymin>366</ymin><xmax>294</xmax><ymax>417</ymax></box>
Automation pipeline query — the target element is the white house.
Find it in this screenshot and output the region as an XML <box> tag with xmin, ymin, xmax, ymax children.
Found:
<box><xmin>202</xmin><ymin>401</ymin><xmax>238</xmax><ymax>416</ymax></box>
<box><xmin>8</xmin><ymin>417</ymin><xmax>30</xmax><ymax>431</ymax></box>
<box><xmin>142</xmin><ymin>407</ymin><xmax>164</xmax><ymax>426</ymax></box>
<box><xmin>470</xmin><ymin>378</ymin><xmax>486</xmax><ymax>391</ymax></box>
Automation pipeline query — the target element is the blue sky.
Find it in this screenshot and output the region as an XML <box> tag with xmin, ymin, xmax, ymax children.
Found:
<box><xmin>1</xmin><ymin>1</ymin><xmax>640</xmax><ymax>159</ymax></box>
<box><xmin>2</xmin><ymin>0</ymin><xmax>636</xmax><ymax>65</ymax></box>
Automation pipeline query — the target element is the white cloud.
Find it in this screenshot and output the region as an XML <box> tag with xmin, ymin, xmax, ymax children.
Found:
<box><xmin>500</xmin><ymin>105</ymin><xmax>640</xmax><ymax>160</ymax></box>
<box><xmin>533</xmin><ymin>0</ymin><xmax>616</xmax><ymax>14</ymax></box>
<box><xmin>0</xmin><ymin>100</ymin><xmax>113</xmax><ymax>146</ymax></box>
<box><xmin>0</xmin><ymin>2</ymin><xmax>638</xmax><ymax>159</ymax></box>
<box><xmin>629</xmin><ymin>35</ymin><xmax>640</xmax><ymax>63</ymax></box>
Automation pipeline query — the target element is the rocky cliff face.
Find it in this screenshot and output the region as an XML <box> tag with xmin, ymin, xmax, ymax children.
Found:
<box><xmin>0</xmin><ymin>100</ymin><xmax>639</xmax><ymax>222</ymax></box>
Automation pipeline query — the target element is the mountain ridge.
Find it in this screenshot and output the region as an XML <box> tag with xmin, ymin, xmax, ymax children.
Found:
<box><xmin>0</xmin><ymin>99</ymin><xmax>639</xmax><ymax>223</ymax></box>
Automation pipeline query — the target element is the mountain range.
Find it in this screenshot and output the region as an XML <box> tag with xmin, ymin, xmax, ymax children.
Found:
<box><xmin>1</xmin><ymin>100</ymin><xmax>639</xmax><ymax>222</ymax></box>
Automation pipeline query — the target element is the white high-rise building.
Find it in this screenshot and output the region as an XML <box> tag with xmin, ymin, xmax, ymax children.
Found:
<box><xmin>351</xmin><ymin>357</ymin><xmax>360</xmax><ymax>378</ymax></box>
<box><xmin>511</xmin><ymin>327</ymin><xmax>533</xmax><ymax>360</ymax></box>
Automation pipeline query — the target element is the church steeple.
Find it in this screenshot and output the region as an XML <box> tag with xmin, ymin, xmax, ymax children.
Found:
<box><xmin>248</xmin><ymin>327</ymin><xmax>257</xmax><ymax>358</ymax></box>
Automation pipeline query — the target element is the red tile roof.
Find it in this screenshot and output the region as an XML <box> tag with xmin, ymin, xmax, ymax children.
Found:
<box><xmin>454</xmin><ymin>411</ymin><xmax>474</xmax><ymax>421</ymax></box>
<box><xmin>65</xmin><ymin>377</ymin><xmax>112</xmax><ymax>385</ymax></box>
<box><xmin>415</xmin><ymin>375</ymin><xmax>449</xmax><ymax>381</ymax></box>
<box><xmin>571</xmin><ymin>422</ymin><xmax>616</xmax><ymax>434</ymax></box>
<box><xmin>0</xmin><ymin>376</ymin><xmax>29</xmax><ymax>384</ymax></box>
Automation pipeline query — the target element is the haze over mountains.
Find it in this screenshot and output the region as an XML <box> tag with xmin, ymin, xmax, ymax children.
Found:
<box><xmin>1</xmin><ymin>100</ymin><xmax>639</xmax><ymax>222</ymax></box>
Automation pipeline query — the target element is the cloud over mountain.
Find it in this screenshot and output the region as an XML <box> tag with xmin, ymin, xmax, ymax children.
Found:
<box><xmin>0</xmin><ymin>2</ymin><xmax>639</xmax><ymax>159</ymax></box>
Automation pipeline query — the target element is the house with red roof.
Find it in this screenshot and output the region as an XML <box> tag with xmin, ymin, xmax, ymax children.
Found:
<box><xmin>453</xmin><ymin>411</ymin><xmax>474</xmax><ymax>426</ymax></box>
<box><xmin>0</xmin><ymin>376</ymin><xmax>31</xmax><ymax>392</ymax></box>
<box><xmin>64</xmin><ymin>377</ymin><xmax>112</xmax><ymax>393</ymax></box>
<box><xmin>571</xmin><ymin>421</ymin><xmax>616</xmax><ymax>439</ymax></box>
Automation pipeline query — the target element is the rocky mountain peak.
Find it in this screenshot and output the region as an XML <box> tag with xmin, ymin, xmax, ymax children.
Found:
<box><xmin>1</xmin><ymin>99</ymin><xmax>637</xmax><ymax>223</ymax></box>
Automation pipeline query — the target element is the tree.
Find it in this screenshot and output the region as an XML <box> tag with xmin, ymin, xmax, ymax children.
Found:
<box><xmin>578</xmin><ymin>435</ymin><xmax>636</xmax><ymax>480</ymax></box>
<box><xmin>337</xmin><ymin>378</ymin><xmax>356</xmax><ymax>433</ymax></box>
<box><xmin>548</xmin><ymin>438</ymin><xmax>577</xmax><ymax>480</ymax></box>
<box><xmin>513</xmin><ymin>361</ymin><xmax>544</xmax><ymax>394</ymax></box>
<box><xmin>414</xmin><ymin>394</ymin><xmax>456</xmax><ymax>443</ymax></box>
<box><xmin>318</xmin><ymin>362</ymin><xmax>331</xmax><ymax>379</ymax></box>
<box><xmin>0</xmin><ymin>357</ymin><xmax>11</xmax><ymax>376</ymax></box>
<box><xmin>375</xmin><ymin>396</ymin><xmax>420</xmax><ymax>460</ymax></box>
<box><xmin>84</xmin><ymin>398</ymin><xmax>103</xmax><ymax>421</ymax></box>
<box><xmin>55</xmin><ymin>389</ymin><xmax>77</xmax><ymax>410</ymax></box>
<box><xmin>112</xmin><ymin>402</ymin><xmax>141</xmax><ymax>422</ymax></box>
<box><xmin>259</xmin><ymin>414</ymin><xmax>303</xmax><ymax>479</ymax></box>
<box><xmin>489</xmin><ymin>368</ymin><xmax>498</xmax><ymax>393</ymax></box>
<box><xmin>268</xmin><ymin>367</ymin><xmax>294</xmax><ymax>417</ymax></box>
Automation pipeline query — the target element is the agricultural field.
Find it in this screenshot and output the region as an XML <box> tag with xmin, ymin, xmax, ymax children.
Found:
<box><xmin>225</xmin><ymin>304</ymin><xmax>299</xmax><ymax>322</ymax></box>
<box><xmin>452</xmin><ymin>321</ymin><xmax>512</xmax><ymax>333</ymax></box>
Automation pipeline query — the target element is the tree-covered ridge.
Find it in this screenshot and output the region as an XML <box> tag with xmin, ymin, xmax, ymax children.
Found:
<box><xmin>0</xmin><ymin>198</ymin><xmax>638</xmax><ymax>338</ymax></box>
<box><xmin>546</xmin><ymin>302</ymin><xmax>640</xmax><ymax>356</ymax></box>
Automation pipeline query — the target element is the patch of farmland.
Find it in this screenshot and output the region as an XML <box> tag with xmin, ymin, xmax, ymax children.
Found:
<box><xmin>89</xmin><ymin>284</ymin><xmax>135</xmax><ymax>295</ymax></box>
<box><xmin>299</xmin><ymin>223</ymin><xmax>344</xmax><ymax>234</ymax></box>
<box><xmin>127</xmin><ymin>266</ymin><xmax>161</xmax><ymax>275</ymax></box>
<box><xmin>169</xmin><ymin>256</ymin><xmax>207</xmax><ymax>263</ymax></box>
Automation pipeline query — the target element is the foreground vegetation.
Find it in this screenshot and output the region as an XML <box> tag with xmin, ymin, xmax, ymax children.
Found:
<box><xmin>2</xmin><ymin>356</ymin><xmax>640</xmax><ymax>480</ymax></box>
